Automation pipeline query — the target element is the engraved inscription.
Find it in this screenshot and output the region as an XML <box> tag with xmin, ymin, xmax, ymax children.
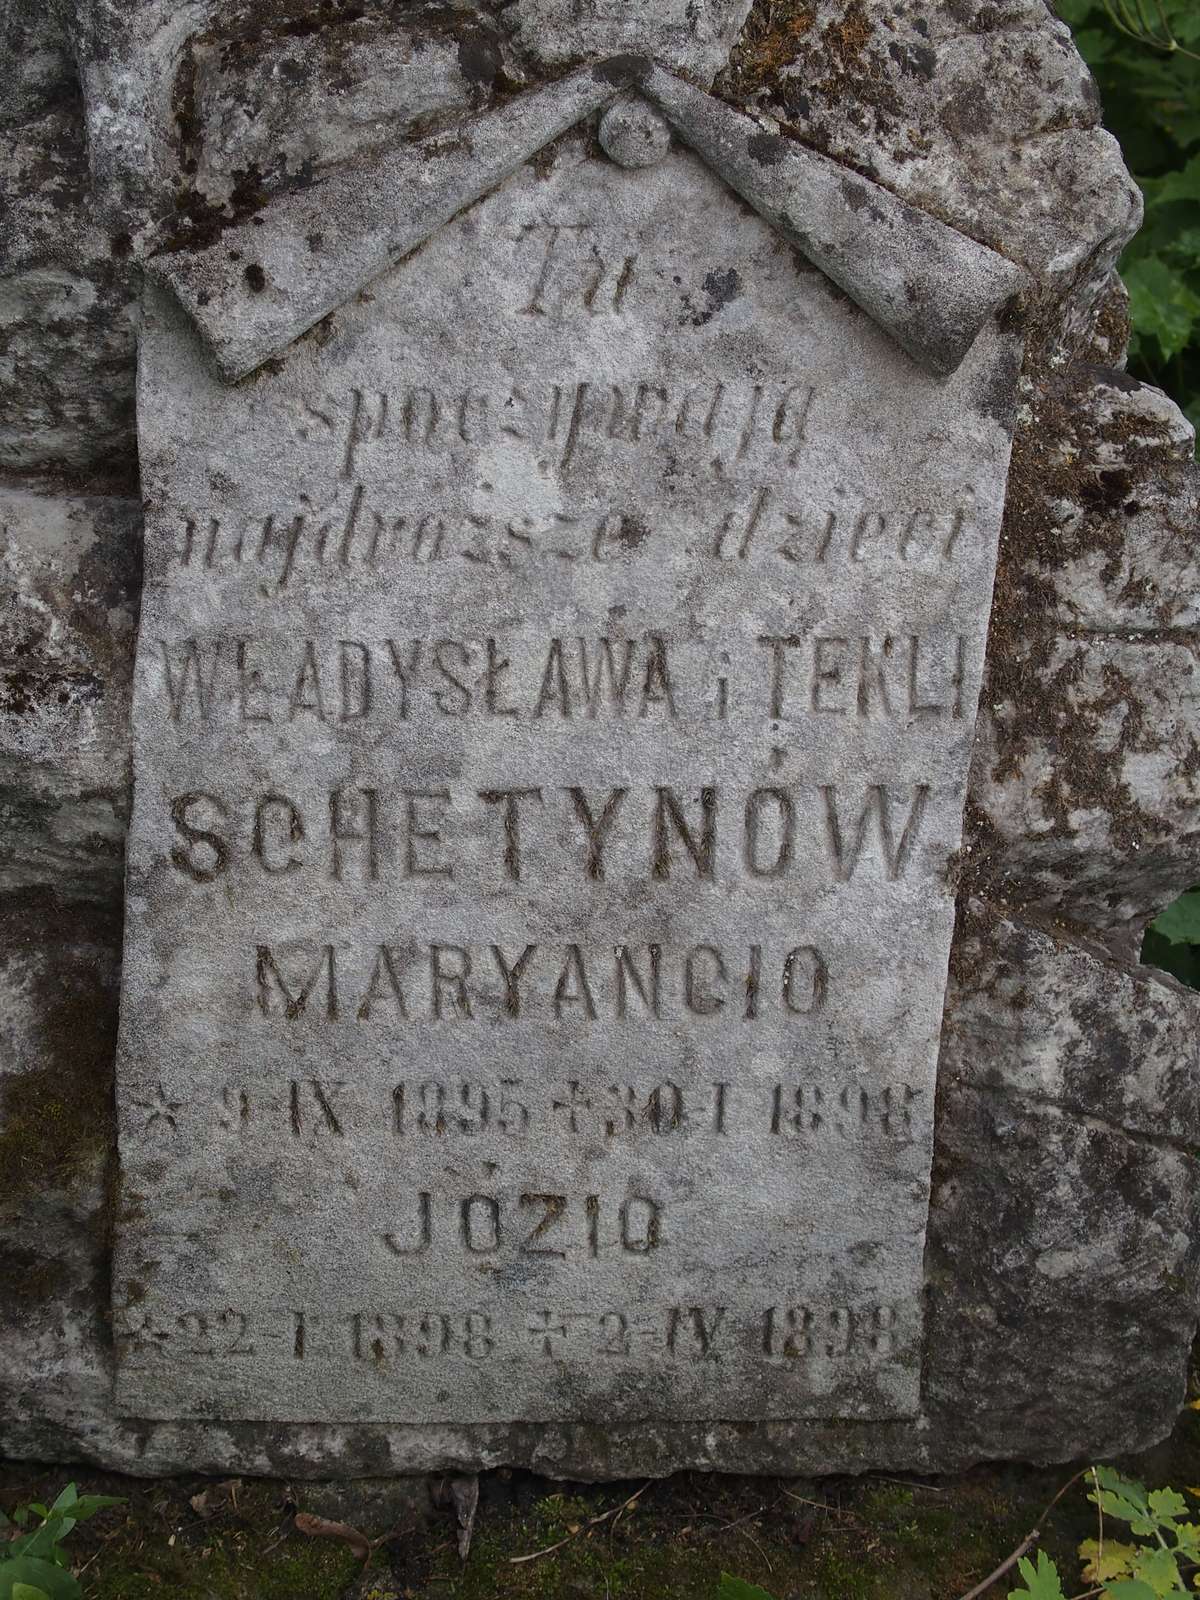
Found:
<box><xmin>116</xmin><ymin>134</ymin><xmax>1017</xmax><ymax>1429</ymax></box>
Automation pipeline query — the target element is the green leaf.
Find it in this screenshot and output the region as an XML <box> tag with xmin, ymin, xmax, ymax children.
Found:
<box><xmin>1130</xmin><ymin>1545</ymin><xmax>1183</xmax><ymax>1595</ymax></box>
<box><xmin>1101</xmin><ymin>1582</ymin><xmax>1160</xmax><ymax>1600</ymax></box>
<box><xmin>1080</xmin><ymin>1537</ymin><xmax>1136</xmax><ymax>1582</ymax></box>
<box><xmin>0</xmin><ymin>1556</ymin><xmax>80</xmax><ymax>1600</ymax></box>
<box><xmin>1091</xmin><ymin>1468</ymin><xmax>1153</xmax><ymax>1532</ymax></box>
<box><xmin>10</xmin><ymin>1585</ymin><xmax>52</xmax><ymax>1600</ymax></box>
<box><xmin>7</xmin><ymin>1518</ymin><xmax>73</xmax><ymax>1567</ymax></box>
<box><xmin>1142</xmin><ymin>927</ymin><xmax>1200</xmax><ymax>989</ymax></box>
<box><xmin>717</xmin><ymin>1577</ymin><xmax>777</xmax><ymax>1600</ymax></box>
<box><xmin>1155</xmin><ymin>155</ymin><xmax>1200</xmax><ymax>204</ymax></box>
<box><xmin>45</xmin><ymin>1491</ymin><xmax>76</xmax><ymax>1521</ymax></box>
<box><xmin>1147</xmin><ymin>1487</ymin><xmax>1190</xmax><ymax>1524</ymax></box>
<box><xmin>1149</xmin><ymin>891</ymin><xmax>1200</xmax><ymax>946</ymax></box>
<box><xmin>1123</xmin><ymin>256</ymin><xmax>1200</xmax><ymax>363</ymax></box>
<box><xmin>60</xmin><ymin>1497</ymin><xmax>121</xmax><ymax>1526</ymax></box>
<box><xmin>1168</xmin><ymin>1518</ymin><xmax>1200</xmax><ymax>1557</ymax></box>
<box><xmin>1007</xmin><ymin>1551</ymin><xmax>1066</xmax><ymax>1600</ymax></box>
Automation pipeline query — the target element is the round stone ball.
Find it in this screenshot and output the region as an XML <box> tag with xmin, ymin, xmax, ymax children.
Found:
<box><xmin>599</xmin><ymin>99</ymin><xmax>673</xmax><ymax>169</ymax></box>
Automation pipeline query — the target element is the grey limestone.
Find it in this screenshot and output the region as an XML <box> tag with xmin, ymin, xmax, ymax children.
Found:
<box><xmin>115</xmin><ymin>118</ymin><xmax>1018</xmax><ymax>1435</ymax></box>
<box><xmin>501</xmin><ymin>0</ymin><xmax>755</xmax><ymax>84</ymax></box>
<box><xmin>925</xmin><ymin>905</ymin><xmax>1200</xmax><ymax>1464</ymax></box>
<box><xmin>967</xmin><ymin>367</ymin><xmax>1200</xmax><ymax>958</ymax></box>
<box><xmin>0</xmin><ymin>0</ymin><xmax>1199</xmax><ymax>1482</ymax></box>
<box><xmin>0</xmin><ymin>3</ymin><xmax>138</xmax><ymax>474</ymax></box>
<box><xmin>155</xmin><ymin>61</ymin><xmax>1024</xmax><ymax>383</ymax></box>
<box><xmin>720</xmin><ymin>0</ymin><xmax>1141</xmax><ymax>356</ymax></box>
<box><xmin>0</xmin><ymin>484</ymin><xmax>140</xmax><ymax>901</ymax></box>
<box><xmin>182</xmin><ymin>8</ymin><xmax>508</xmax><ymax>210</ymax></box>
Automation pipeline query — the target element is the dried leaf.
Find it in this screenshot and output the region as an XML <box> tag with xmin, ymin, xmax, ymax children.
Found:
<box><xmin>294</xmin><ymin>1511</ymin><xmax>371</xmax><ymax>1562</ymax></box>
<box><xmin>190</xmin><ymin>1479</ymin><xmax>242</xmax><ymax>1520</ymax></box>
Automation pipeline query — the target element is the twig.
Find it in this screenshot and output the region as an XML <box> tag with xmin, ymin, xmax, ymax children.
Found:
<box><xmin>75</xmin><ymin>1529</ymin><xmax>123</xmax><ymax>1577</ymax></box>
<box><xmin>953</xmin><ymin>1469</ymin><xmax>1092</xmax><ymax>1600</ymax></box>
<box><xmin>716</xmin><ymin>1504</ymin><xmax>768</xmax><ymax>1534</ymax></box>
<box><xmin>779</xmin><ymin>1488</ymin><xmax>857</xmax><ymax>1522</ymax></box>
<box><xmin>509</xmin><ymin>1531</ymin><xmax>576</xmax><ymax>1565</ymax></box>
<box><xmin>737</xmin><ymin>1526</ymin><xmax>774</xmax><ymax>1572</ymax></box>
<box><xmin>954</xmin><ymin>1530</ymin><xmax>1042</xmax><ymax>1600</ymax></box>
<box><xmin>868</xmin><ymin>1474</ymin><xmax>948</xmax><ymax>1493</ymax></box>
<box><xmin>509</xmin><ymin>1481</ymin><xmax>652</xmax><ymax>1564</ymax></box>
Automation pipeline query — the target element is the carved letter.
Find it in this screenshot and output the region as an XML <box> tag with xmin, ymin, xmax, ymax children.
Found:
<box><xmin>652</xmin><ymin>787</ymin><xmax>717</xmax><ymax>880</ymax></box>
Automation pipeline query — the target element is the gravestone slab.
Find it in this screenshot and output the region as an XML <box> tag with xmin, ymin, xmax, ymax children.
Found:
<box><xmin>113</xmin><ymin>106</ymin><xmax>1019</xmax><ymax>1432</ymax></box>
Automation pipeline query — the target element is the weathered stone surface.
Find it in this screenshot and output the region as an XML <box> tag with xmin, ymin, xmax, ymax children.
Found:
<box><xmin>181</xmin><ymin>5</ymin><xmax>509</xmax><ymax>209</ymax></box>
<box><xmin>967</xmin><ymin>367</ymin><xmax>1200</xmax><ymax>954</ymax></box>
<box><xmin>925</xmin><ymin>906</ymin><xmax>1200</xmax><ymax>1462</ymax></box>
<box><xmin>0</xmin><ymin>4</ymin><xmax>139</xmax><ymax>473</ymax></box>
<box><xmin>970</xmin><ymin>633</ymin><xmax>1200</xmax><ymax>952</ymax></box>
<box><xmin>502</xmin><ymin>0</ymin><xmax>754</xmax><ymax>83</ymax></box>
<box><xmin>0</xmin><ymin>896</ymin><xmax>119</xmax><ymax>1468</ymax></box>
<box><xmin>0</xmin><ymin>485</ymin><xmax>139</xmax><ymax>901</ymax></box>
<box><xmin>720</xmin><ymin>0</ymin><xmax>1141</xmax><ymax>353</ymax></box>
<box><xmin>1001</xmin><ymin>368</ymin><xmax>1198</xmax><ymax>634</ymax></box>
<box><xmin>0</xmin><ymin>0</ymin><xmax>1197</xmax><ymax>1482</ymax></box>
<box><xmin>115</xmin><ymin>115</ymin><xmax>1018</xmax><ymax>1435</ymax></box>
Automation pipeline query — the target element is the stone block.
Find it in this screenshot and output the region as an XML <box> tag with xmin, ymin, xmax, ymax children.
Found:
<box><xmin>720</xmin><ymin>0</ymin><xmax>1141</xmax><ymax>352</ymax></box>
<box><xmin>182</xmin><ymin>6</ymin><xmax>508</xmax><ymax>208</ymax></box>
<box><xmin>0</xmin><ymin>895</ymin><xmax>119</xmax><ymax>1466</ymax></box>
<box><xmin>0</xmin><ymin>484</ymin><xmax>140</xmax><ymax>900</ymax></box>
<box><xmin>925</xmin><ymin>906</ymin><xmax>1200</xmax><ymax>1461</ymax></box>
<box><xmin>969</xmin><ymin>632</ymin><xmax>1200</xmax><ymax>949</ymax></box>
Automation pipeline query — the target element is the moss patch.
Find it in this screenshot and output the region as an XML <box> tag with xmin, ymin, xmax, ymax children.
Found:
<box><xmin>0</xmin><ymin>892</ymin><xmax>119</xmax><ymax>1208</ymax></box>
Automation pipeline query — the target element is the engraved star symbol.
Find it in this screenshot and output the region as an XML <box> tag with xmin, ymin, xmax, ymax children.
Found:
<box><xmin>135</xmin><ymin>1083</ymin><xmax>182</xmax><ymax>1135</ymax></box>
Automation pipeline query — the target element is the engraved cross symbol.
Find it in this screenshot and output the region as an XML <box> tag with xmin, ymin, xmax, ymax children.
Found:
<box><xmin>526</xmin><ymin>1309</ymin><xmax>570</xmax><ymax>1355</ymax></box>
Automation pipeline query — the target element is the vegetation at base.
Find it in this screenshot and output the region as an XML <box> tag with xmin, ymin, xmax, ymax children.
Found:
<box><xmin>0</xmin><ymin>1484</ymin><xmax>123</xmax><ymax>1600</ymax></box>
<box><xmin>2</xmin><ymin>1404</ymin><xmax>1200</xmax><ymax>1600</ymax></box>
<box><xmin>1007</xmin><ymin>1464</ymin><xmax>1200</xmax><ymax>1600</ymax></box>
<box><xmin>1142</xmin><ymin>886</ymin><xmax>1200</xmax><ymax>988</ymax></box>
<box><xmin>1058</xmin><ymin>0</ymin><xmax>1200</xmax><ymax>434</ymax></box>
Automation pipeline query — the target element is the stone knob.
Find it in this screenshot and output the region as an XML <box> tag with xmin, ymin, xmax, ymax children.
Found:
<box><xmin>599</xmin><ymin>96</ymin><xmax>673</xmax><ymax>168</ymax></box>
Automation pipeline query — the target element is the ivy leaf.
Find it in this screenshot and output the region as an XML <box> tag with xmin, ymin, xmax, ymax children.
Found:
<box><xmin>1080</xmin><ymin>1538</ymin><xmax>1136</xmax><ymax>1582</ymax></box>
<box><xmin>1123</xmin><ymin>257</ymin><xmax>1200</xmax><ymax>363</ymax></box>
<box><xmin>1007</xmin><ymin>1551</ymin><xmax>1066</xmax><ymax>1600</ymax></box>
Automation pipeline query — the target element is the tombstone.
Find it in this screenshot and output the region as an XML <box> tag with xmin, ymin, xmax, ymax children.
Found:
<box><xmin>2</xmin><ymin>0</ymin><xmax>1199</xmax><ymax>1477</ymax></box>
